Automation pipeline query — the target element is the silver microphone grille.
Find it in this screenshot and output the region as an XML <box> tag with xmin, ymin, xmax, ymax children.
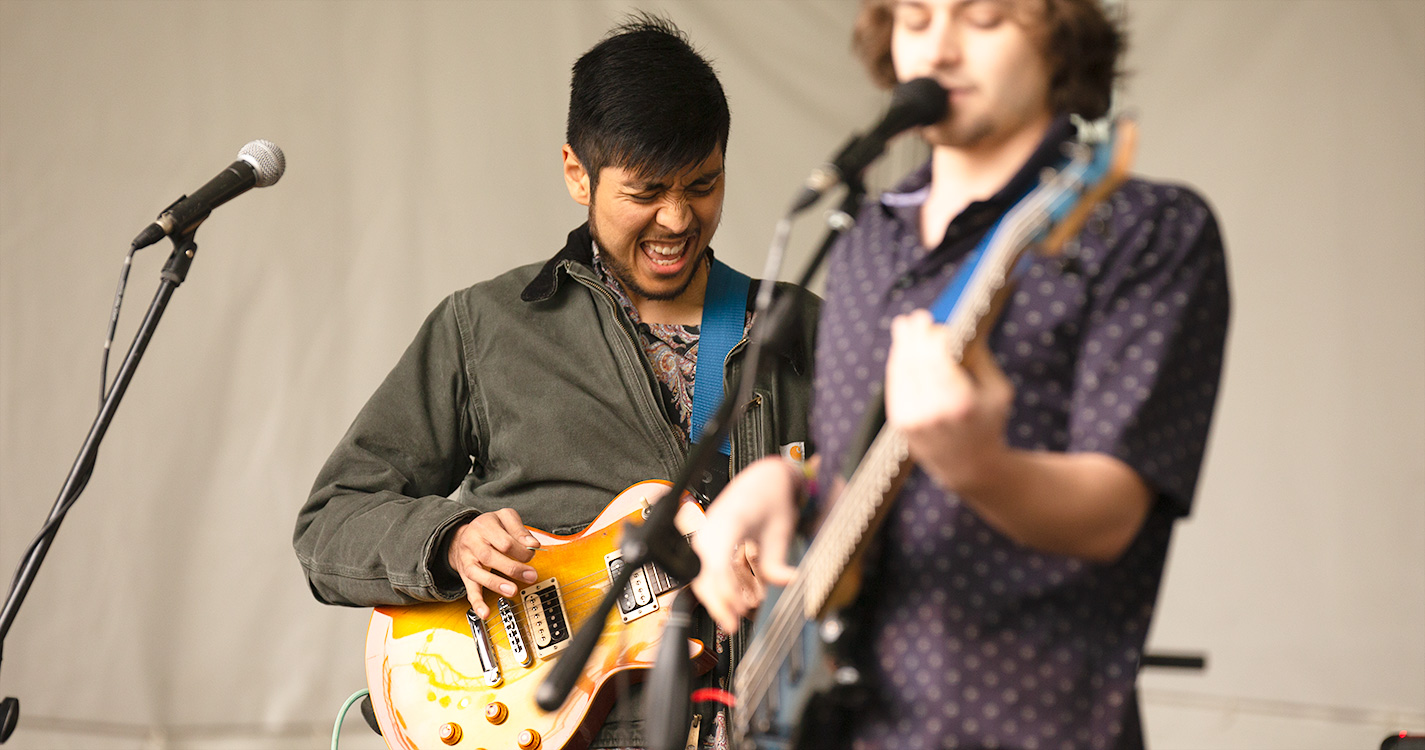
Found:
<box><xmin>238</xmin><ymin>139</ymin><xmax>286</xmax><ymax>187</ymax></box>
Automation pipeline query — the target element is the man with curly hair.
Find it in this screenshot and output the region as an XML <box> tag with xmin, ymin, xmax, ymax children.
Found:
<box><xmin>692</xmin><ymin>2</ymin><xmax>1229</xmax><ymax>748</ymax></box>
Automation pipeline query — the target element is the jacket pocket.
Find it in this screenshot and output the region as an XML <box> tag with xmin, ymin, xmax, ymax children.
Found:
<box><xmin>733</xmin><ymin>389</ymin><xmax>774</xmax><ymax>474</ymax></box>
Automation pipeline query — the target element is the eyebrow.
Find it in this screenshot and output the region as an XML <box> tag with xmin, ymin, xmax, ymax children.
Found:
<box><xmin>627</xmin><ymin>167</ymin><xmax>725</xmax><ymax>192</ymax></box>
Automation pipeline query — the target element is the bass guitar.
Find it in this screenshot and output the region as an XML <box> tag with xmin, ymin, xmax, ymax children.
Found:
<box><xmin>365</xmin><ymin>480</ymin><xmax>713</xmax><ymax>750</ymax></box>
<box><xmin>731</xmin><ymin>118</ymin><xmax>1139</xmax><ymax>750</ymax></box>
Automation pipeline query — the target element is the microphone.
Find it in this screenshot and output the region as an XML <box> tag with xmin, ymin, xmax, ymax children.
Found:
<box><xmin>789</xmin><ymin>77</ymin><xmax>948</xmax><ymax>213</ymax></box>
<box><xmin>132</xmin><ymin>139</ymin><xmax>286</xmax><ymax>249</ymax></box>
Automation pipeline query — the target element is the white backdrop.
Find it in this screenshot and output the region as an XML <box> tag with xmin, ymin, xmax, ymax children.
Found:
<box><xmin>1</xmin><ymin>1</ymin><xmax>1421</xmax><ymax>749</ymax></box>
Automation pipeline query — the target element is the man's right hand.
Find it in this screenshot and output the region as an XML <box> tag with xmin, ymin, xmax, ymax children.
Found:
<box><xmin>446</xmin><ymin>508</ymin><xmax>541</xmax><ymax>619</ymax></box>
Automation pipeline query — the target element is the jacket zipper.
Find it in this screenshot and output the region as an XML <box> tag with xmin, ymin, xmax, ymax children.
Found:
<box><xmin>574</xmin><ymin>274</ymin><xmax>690</xmax><ymax>462</ymax></box>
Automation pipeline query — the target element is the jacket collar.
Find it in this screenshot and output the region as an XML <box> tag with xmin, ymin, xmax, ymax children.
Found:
<box><xmin>519</xmin><ymin>223</ymin><xmax>813</xmax><ymax>364</ymax></box>
<box><xmin>521</xmin><ymin>223</ymin><xmax>596</xmax><ymax>302</ymax></box>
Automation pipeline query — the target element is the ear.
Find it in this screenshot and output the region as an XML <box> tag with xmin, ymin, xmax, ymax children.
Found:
<box><xmin>562</xmin><ymin>144</ymin><xmax>592</xmax><ymax>207</ymax></box>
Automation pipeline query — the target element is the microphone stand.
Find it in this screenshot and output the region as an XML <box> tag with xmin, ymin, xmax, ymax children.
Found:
<box><xmin>0</xmin><ymin>229</ymin><xmax>202</xmax><ymax>744</ymax></box>
<box><xmin>535</xmin><ymin>175</ymin><xmax>870</xmax><ymax>746</ymax></box>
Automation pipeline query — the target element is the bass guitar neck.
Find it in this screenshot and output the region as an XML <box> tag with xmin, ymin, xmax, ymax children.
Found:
<box><xmin>731</xmin><ymin>118</ymin><xmax>1138</xmax><ymax>750</ymax></box>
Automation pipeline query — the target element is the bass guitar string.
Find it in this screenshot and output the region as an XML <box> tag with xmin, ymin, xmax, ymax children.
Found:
<box><xmin>733</xmin><ymin>150</ymin><xmax>1098</xmax><ymax>726</ymax></box>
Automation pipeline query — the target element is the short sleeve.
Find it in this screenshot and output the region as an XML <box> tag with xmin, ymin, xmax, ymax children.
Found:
<box><xmin>1069</xmin><ymin>183</ymin><xmax>1231</xmax><ymax>515</ymax></box>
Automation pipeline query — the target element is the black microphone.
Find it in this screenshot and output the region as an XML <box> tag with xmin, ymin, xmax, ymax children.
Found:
<box><xmin>131</xmin><ymin>139</ymin><xmax>286</xmax><ymax>249</ymax></box>
<box><xmin>643</xmin><ymin>589</ymin><xmax>698</xmax><ymax>750</ymax></box>
<box><xmin>789</xmin><ymin>77</ymin><xmax>948</xmax><ymax>214</ymax></box>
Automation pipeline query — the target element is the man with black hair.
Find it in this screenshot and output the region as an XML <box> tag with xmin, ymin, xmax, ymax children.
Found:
<box><xmin>295</xmin><ymin>16</ymin><xmax>818</xmax><ymax>749</ymax></box>
<box><xmin>692</xmin><ymin>1</ymin><xmax>1229</xmax><ymax>748</ymax></box>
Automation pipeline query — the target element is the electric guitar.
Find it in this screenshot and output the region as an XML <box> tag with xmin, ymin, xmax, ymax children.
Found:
<box><xmin>364</xmin><ymin>480</ymin><xmax>714</xmax><ymax>750</ymax></box>
<box><xmin>731</xmin><ymin>119</ymin><xmax>1140</xmax><ymax>749</ymax></box>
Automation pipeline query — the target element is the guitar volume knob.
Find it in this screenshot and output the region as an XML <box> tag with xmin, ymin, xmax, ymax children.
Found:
<box><xmin>484</xmin><ymin>701</ymin><xmax>508</xmax><ymax>724</ymax></box>
<box><xmin>517</xmin><ymin>728</ymin><xmax>542</xmax><ymax>749</ymax></box>
<box><xmin>438</xmin><ymin>722</ymin><xmax>463</xmax><ymax>745</ymax></box>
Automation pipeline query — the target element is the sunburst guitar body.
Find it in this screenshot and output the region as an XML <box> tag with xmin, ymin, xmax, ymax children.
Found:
<box><xmin>365</xmin><ymin>480</ymin><xmax>713</xmax><ymax>750</ymax></box>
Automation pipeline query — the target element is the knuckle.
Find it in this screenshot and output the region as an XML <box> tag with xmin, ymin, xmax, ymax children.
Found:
<box><xmin>496</xmin><ymin>508</ymin><xmax>522</xmax><ymax>524</ymax></box>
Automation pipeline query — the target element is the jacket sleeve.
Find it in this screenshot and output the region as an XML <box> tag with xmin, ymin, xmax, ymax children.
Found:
<box><xmin>294</xmin><ymin>296</ymin><xmax>480</xmax><ymax>606</ymax></box>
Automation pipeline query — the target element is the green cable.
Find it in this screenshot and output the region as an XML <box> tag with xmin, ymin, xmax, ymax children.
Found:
<box><xmin>331</xmin><ymin>688</ymin><xmax>372</xmax><ymax>750</ymax></box>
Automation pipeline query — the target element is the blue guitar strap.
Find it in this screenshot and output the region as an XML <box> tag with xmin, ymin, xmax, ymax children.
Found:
<box><xmin>927</xmin><ymin>181</ymin><xmax>1044</xmax><ymax>324</ymax></box>
<box><xmin>927</xmin><ymin>216</ymin><xmax>1005</xmax><ymax>324</ymax></box>
<box><xmin>692</xmin><ymin>258</ymin><xmax>751</xmax><ymax>454</ymax></box>
<box><xmin>929</xmin><ymin>129</ymin><xmax>1092</xmax><ymax>323</ymax></box>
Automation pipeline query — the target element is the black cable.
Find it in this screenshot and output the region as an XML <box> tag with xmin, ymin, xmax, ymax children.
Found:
<box><xmin>101</xmin><ymin>247</ymin><xmax>140</xmax><ymax>406</ymax></box>
<box><xmin>7</xmin><ymin>243</ymin><xmax>152</xmax><ymax>622</ymax></box>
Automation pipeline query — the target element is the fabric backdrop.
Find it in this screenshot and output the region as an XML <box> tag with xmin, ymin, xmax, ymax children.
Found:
<box><xmin>1</xmin><ymin>1</ymin><xmax>1421</xmax><ymax>748</ymax></box>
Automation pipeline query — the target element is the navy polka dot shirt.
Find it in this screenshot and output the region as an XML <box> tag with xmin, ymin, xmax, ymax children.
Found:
<box><xmin>810</xmin><ymin>118</ymin><xmax>1231</xmax><ymax>750</ymax></box>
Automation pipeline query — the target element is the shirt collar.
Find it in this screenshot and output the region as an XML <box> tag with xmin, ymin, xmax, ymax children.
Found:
<box><xmin>879</xmin><ymin>115</ymin><xmax>1078</xmax><ymax>217</ymax></box>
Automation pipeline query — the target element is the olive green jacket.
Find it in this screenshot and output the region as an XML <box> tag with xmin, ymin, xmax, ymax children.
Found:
<box><xmin>295</xmin><ymin>223</ymin><xmax>819</xmax><ymax>608</ymax></box>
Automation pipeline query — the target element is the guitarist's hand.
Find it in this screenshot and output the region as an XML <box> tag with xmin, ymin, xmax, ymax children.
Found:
<box><xmin>691</xmin><ymin>456</ymin><xmax>800</xmax><ymax>633</ymax></box>
<box><xmin>886</xmin><ymin>310</ymin><xmax>1013</xmax><ymax>494</ymax></box>
<box><xmin>447</xmin><ymin>508</ymin><xmax>542</xmax><ymax>619</ymax></box>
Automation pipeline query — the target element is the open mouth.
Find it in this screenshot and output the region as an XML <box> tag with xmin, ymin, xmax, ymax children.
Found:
<box><xmin>641</xmin><ymin>236</ymin><xmax>693</xmax><ymax>274</ymax></box>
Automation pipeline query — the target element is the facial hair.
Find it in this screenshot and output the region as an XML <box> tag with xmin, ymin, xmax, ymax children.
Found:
<box><xmin>588</xmin><ymin>207</ymin><xmax>708</xmax><ymax>303</ymax></box>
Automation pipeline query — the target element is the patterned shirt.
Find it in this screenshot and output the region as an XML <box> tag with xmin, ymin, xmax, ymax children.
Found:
<box><xmin>812</xmin><ymin>119</ymin><xmax>1230</xmax><ymax>750</ymax></box>
<box><xmin>592</xmin><ymin>248</ymin><xmax>703</xmax><ymax>442</ymax></box>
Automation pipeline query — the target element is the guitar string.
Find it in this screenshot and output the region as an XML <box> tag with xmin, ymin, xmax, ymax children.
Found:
<box><xmin>470</xmin><ymin>531</ymin><xmax>700</xmax><ymax>657</ymax></box>
<box><xmin>464</xmin><ymin>145</ymin><xmax>1089</xmax><ymax>683</ymax></box>
<box><xmin>739</xmin><ymin>153</ymin><xmax>1100</xmax><ymax>708</ymax></box>
<box><xmin>735</xmin><ymin>428</ymin><xmax>904</xmax><ymax>711</ymax></box>
<box><xmin>472</xmin><ymin>577</ymin><xmax>691</xmax><ymax>667</ymax></box>
<box><xmin>423</xmin><ymin>147</ymin><xmax>1110</xmax><ymax>692</ymax></box>
<box><xmin>733</xmin><ymin>154</ymin><xmax>1096</xmax><ymax>717</ymax></box>
<box><xmin>477</xmin><ymin>573</ymin><xmax>667</xmax><ymax>651</ymax></box>
<box><xmin>470</xmin><ymin>527</ymin><xmax>697</xmax><ymax>630</ymax></box>
<box><xmin>738</xmin><ymin>200</ymin><xmax>1055</xmax><ymax>704</ymax></box>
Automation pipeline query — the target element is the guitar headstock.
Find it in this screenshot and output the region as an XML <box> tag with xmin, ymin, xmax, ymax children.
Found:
<box><xmin>1036</xmin><ymin>117</ymin><xmax>1138</xmax><ymax>257</ymax></box>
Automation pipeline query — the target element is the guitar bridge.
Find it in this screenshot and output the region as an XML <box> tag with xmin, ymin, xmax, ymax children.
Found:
<box><xmin>498</xmin><ymin>597</ymin><xmax>533</xmax><ymax>667</ymax></box>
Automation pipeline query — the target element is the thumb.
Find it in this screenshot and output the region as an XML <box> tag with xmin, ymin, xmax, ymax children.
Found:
<box><xmin>755</xmin><ymin>516</ymin><xmax>798</xmax><ymax>587</ymax></box>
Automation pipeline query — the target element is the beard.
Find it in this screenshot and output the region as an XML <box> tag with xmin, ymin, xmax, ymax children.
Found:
<box><xmin>588</xmin><ymin>209</ymin><xmax>708</xmax><ymax>303</ymax></box>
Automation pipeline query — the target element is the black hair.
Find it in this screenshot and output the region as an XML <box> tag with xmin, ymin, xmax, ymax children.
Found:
<box><xmin>567</xmin><ymin>13</ymin><xmax>730</xmax><ymax>191</ymax></box>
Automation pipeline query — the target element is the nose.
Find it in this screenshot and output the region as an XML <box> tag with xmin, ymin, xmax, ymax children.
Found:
<box><xmin>657</xmin><ymin>196</ymin><xmax>692</xmax><ymax>234</ymax></box>
<box><xmin>928</xmin><ymin>13</ymin><xmax>962</xmax><ymax>68</ymax></box>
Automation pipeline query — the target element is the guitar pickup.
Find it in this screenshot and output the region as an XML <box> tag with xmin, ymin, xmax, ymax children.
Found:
<box><xmin>605</xmin><ymin>552</ymin><xmax>658</xmax><ymax>623</ymax></box>
<box><xmin>522</xmin><ymin>578</ymin><xmax>572</xmax><ymax>658</ymax></box>
<box><xmin>498</xmin><ymin>597</ymin><xmax>533</xmax><ymax>667</ymax></box>
<box><xmin>465</xmin><ymin>609</ymin><xmax>503</xmax><ymax>687</ymax></box>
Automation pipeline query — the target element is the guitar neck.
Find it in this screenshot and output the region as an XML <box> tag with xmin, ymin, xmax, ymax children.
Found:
<box><xmin>733</xmin><ymin>121</ymin><xmax>1138</xmax><ymax>743</ymax></box>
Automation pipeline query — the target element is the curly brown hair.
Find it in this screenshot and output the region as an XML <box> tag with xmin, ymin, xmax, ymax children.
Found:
<box><xmin>851</xmin><ymin>0</ymin><xmax>1123</xmax><ymax>120</ymax></box>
